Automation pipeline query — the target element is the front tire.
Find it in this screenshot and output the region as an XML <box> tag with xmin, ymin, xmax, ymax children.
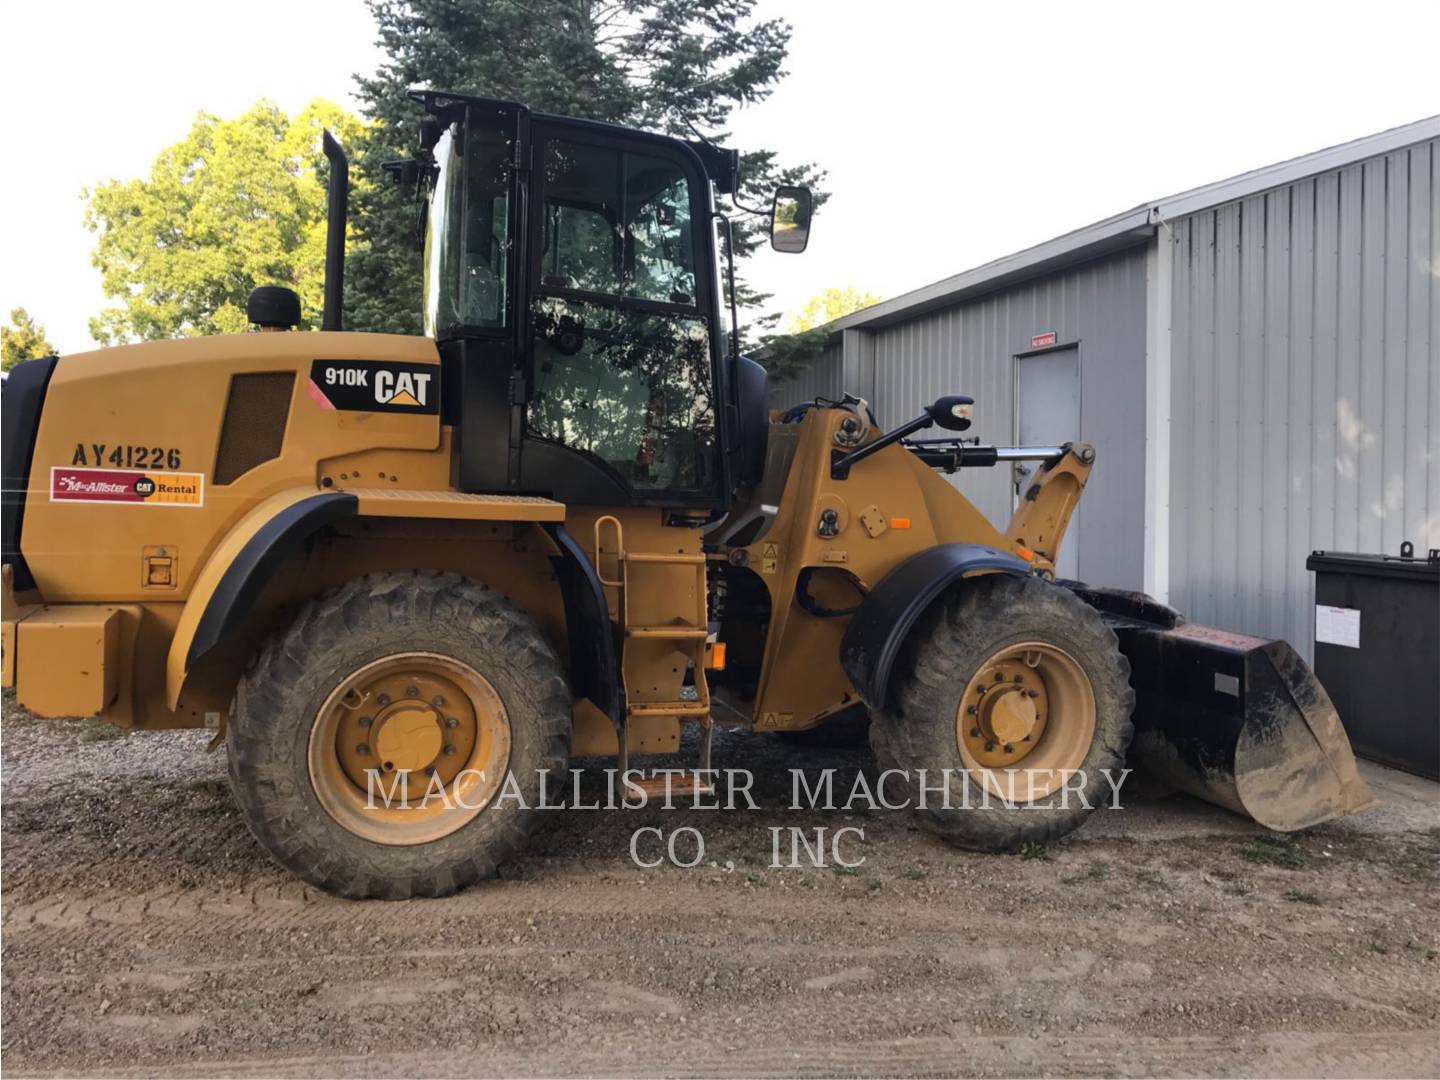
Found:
<box><xmin>228</xmin><ymin>571</ymin><xmax>570</xmax><ymax>899</ymax></box>
<box><xmin>871</xmin><ymin>574</ymin><xmax>1134</xmax><ymax>852</ymax></box>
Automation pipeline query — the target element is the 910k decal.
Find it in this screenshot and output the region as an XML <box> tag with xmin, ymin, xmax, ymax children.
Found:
<box><xmin>308</xmin><ymin>359</ymin><xmax>439</xmax><ymax>414</ymax></box>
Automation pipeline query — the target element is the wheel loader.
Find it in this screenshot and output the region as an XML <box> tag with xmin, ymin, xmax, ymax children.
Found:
<box><xmin>0</xmin><ymin>90</ymin><xmax>1372</xmax><ymax>898</ymax></box>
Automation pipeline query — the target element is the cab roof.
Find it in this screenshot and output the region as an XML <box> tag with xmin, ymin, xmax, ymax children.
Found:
<box><xmin>408</xmin><ymin>88</ymin><xmax>740</xmax><ymax>194</ymax></box>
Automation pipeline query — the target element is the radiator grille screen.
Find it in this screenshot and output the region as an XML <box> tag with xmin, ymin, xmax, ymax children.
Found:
<box><xmin>213</xmin><ymin>372</ymin><xmax>294</xmax><ymax>484</ymax></box>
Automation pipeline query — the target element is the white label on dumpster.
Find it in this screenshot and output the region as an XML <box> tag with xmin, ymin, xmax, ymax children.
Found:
<box><xmin>1315</xmin><ymin>605</ymin><xmax>1361</xmax><ymax>648</ymax></box>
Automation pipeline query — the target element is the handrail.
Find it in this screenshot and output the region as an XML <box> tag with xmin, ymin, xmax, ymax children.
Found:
<box><xmin>593</xmin><ymin>515</ymin><xmax>625</xmax><ymax>588</ymax></box>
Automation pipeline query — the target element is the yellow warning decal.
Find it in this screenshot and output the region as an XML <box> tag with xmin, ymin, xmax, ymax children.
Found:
<box><xmin>761</xmin><ymin>541</ymin><xmax>779</xmax><ymax>574</ymax></box>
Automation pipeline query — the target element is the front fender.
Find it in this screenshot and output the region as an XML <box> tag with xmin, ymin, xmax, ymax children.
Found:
<box><xmin>839</xmin><ymin>542</ymin><xmax>1031</xmax><ymax>709</ymax></box>
<box><xmin>165</xmin><ymin>489</ymin><xmax>357</xmax><ymax>708</ymax></box>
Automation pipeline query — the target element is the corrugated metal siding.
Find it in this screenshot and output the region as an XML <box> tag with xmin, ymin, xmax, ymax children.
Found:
<box><xmin>861</xmin><ymin>248</ymin><xmax>1152</xmax><ymax>588</ymax></box>
<box><xmin>769</xmin><ymin>340</ymin><xmax>843</xmax><ymax>409</ymax></box>
<box><xmin>1169</xmin><ymin>137</ymin><xmax>1438</xmax><ymax>659</ymax></box>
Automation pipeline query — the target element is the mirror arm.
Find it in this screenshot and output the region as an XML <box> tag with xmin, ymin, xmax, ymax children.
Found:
<box><xmin>729</xmin><ymin>193</ymin><xmax>769</xmax><ymax>217</ymax></box>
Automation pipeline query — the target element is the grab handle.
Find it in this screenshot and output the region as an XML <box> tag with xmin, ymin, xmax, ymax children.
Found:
<box><xmin>593</xmin><ymin>515</ymin><xmax>625</xmax><ymax>588</ymax></box>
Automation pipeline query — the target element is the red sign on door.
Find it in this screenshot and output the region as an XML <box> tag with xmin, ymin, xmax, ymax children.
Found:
<box><xmin>1030</xmin><ymin>331</ymin><xmax>1058</xmax><ymax>349</ymax></box>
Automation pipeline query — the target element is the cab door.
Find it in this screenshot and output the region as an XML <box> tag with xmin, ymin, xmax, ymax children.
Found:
<box><xmin>519</xmin><ymin>124</ymin><xmax>722</xmax><ymax>507</ymax></box>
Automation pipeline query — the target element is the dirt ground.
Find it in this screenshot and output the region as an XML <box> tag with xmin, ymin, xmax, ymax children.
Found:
<box><xmin>2</xmin><ymin>694</ymin><xmax>1437</xmax><ymax>1078</ymax></box>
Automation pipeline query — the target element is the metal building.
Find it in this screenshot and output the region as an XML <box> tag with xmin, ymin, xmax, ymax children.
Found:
<box><xmin>776</xmin><ymin>116</ymin><xmax>1439</xmax><ymax>659</ymax></box>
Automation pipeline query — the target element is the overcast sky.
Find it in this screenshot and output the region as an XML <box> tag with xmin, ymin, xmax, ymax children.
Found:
<box><xmin>2</xmin><ymin>0</ymin><xmax>1436</xmax><ymax>354</ymax></box>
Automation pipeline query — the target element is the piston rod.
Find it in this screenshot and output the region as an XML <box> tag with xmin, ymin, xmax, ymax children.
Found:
<box><xmin>907</xmin><ymin>444</ymin><xmax>1069</xmax><ymax>471</ymax></box>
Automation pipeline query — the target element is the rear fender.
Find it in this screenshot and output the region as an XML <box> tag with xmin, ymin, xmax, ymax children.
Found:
<box><xmin>165</xmin><ymin>489</ymin><xmax>357</xmax><ymax>708</ymax></box>
<box><xmin>544</xmin><ymin>523</ymin><xmax>621</xmax><ymax>730</ymax></box>
<box><xmin>167</xmin><ymin>487</ymin><xmax>576</xmax><ymax>712</ymax></box>
<box><xmin>839</xmin><ymin>542</ymin><xmax>1031</xmax><ymax>708</ymax></box>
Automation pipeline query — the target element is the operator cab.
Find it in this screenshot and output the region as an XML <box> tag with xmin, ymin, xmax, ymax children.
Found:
<box><xmin>387</xmin><ymin>90</ymin><xmax>810</xmax><ymax>509</ymax></box>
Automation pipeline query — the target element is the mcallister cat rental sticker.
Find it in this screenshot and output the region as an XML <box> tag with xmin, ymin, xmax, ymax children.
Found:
<box><xmin>50</xmin><ymin>466</ymin><xmax>205</xmax><ymax>507</ymax></box>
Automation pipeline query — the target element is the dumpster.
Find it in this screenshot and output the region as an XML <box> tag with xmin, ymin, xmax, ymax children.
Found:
<box><xmin>1306</xmin><ymin>544</ymin><xmax>1439</xmax><ymax>780</ymax></box>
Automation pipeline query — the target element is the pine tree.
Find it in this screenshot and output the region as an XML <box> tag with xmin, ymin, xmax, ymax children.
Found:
<box><xmin>347</xmin><ymin>0</ymin><xmax>825</xmax><ymax>334</ymax></box>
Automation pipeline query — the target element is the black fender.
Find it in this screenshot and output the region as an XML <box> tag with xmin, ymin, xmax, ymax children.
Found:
<box><xmin>185</xmin><ymin>492</ymin><xmax>359</xmax><ymax>672</ymax></box>
<box><xmin>839</xmin><ymin>542</ymin><xmax>1032</xmax><ymax>708</ymax></box>
<box><xmin>203</xmin><ymin>515</ymin><xmax>617</xmax><ymax>718</ymax></box>
<box><xmin>544</xmin><ymin>523</ymin><xmax>622</xmax><ymax>729</ymax></box>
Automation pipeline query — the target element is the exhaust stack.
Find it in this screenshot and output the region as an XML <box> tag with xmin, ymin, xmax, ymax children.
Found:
<box><xmin>321</xmin><ymin>131</ymin><xmax>348</xmax><ymax>332</ymax></box>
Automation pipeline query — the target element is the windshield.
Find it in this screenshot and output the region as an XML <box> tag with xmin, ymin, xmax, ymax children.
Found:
<box><xmin>422</xmin><ymin>118</ymin><xmax>514</xmax><ymax>337</ymax></box>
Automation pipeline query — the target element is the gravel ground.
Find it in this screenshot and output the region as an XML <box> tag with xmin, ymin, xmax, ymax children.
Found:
<box><xmin>2</xmin><ymin>692</ymin><xmax>1438</xmax><ymax>1078</ymax></box>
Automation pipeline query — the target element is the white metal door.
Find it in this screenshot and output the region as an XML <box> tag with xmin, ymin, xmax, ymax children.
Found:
<box><xmin>1016</xmin><ymin>347</ymin><xmax>1081</xmax><ymax>580</ymax></box>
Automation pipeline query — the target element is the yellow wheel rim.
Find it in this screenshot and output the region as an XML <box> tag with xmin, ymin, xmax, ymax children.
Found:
<box><xmin>955</xmin><ymin>641</ymin><xmax>1095</xmax><ymax>802</ymax></box>
<box><xmin>308</xmin><ymin>652</ymin><xmax>511</xmax><ymax>845</ymax></box>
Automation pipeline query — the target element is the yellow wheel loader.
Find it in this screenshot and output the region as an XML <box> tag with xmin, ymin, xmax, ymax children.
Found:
<box><xmin>0</xmin><ymin>91</ymin><xmax>1372</xmax><ymax>898</ymax></box>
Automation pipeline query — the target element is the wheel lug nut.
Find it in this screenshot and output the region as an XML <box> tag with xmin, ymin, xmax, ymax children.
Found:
<box><xmin>358</xmin><ymin>716</ymin><xmax>372</xmax><ymax>728</ymax></box>
<box><xmin>1003</xmin><ymin>743</ymin><xmax>1014</xmax><ymax>753</ymax></box>
<box><xmin>377</xmin><ymin>693</ymin><xmax>391</xmax><ymax>706</ymax></box>
<box><xmin>356</xmin><ymin>743</ymin><xmax>369</xmax><ymax>755</ymax></box>
<box><xmin>966</xmin><ymin>704</ymin><xmax>977</xmax><ymax>715</ymax></box>
<box><xmin>445</xmin><ymin>717</ymin><xmax>459</xmax><ymax>729</ymax></box>
<box><xmin>984</xmin><ymin>741</ymin><xmax>996</xmax><ymax>752</ymax></box>
<box><xmin>970</xmin><ymin>727</ymin><xmax>981</xmax><ymax>738</ymax></box>
<box><xmin>443</xmin><ymin>744</ymin><xmax>456</xmax><ymax>756</ymax></box>
<box><xmin>432</xmin><ymin>695</ymin><xmax>445</xmax><ymax>707</ymax></box>
<box><xmin>1013</xmin><ymin>674</ymin><xmax>1023</xmax><ymax>683</ymax></box>
<box><xmin>425</xmin><ymin>765</ymin><xmax>437</xmax><ymax>776</ymax></box>
<box><xmin>993</xmin><ymin>672</ymin><xmax>1004</xmax><ymax>683</ymax></box>
<box><xmin>406</xmin><ymin>685</ymin><xmax>419</xmax><ymax>698</ymax></box>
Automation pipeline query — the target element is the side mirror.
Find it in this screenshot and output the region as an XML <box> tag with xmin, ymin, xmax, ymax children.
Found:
<box><xmin>927</xmin><ymin>395</ymin><xmax>974</xmax><ymax>432</ymax></box>
<box><xmin>770</xmin><ymin>186</ymin><xmax>812</xmax><ymax>253</ymax></box>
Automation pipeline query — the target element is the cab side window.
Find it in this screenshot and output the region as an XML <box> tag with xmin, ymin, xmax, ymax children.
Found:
<box><xmin>540</xmin><ymin>141</ymin><xmax>697</xmax><ymax>306</ymax></box>
<box><xmin>529</xmin><ymin>136</ymin><xmax>714</xmax><ymax>497</ymax></box>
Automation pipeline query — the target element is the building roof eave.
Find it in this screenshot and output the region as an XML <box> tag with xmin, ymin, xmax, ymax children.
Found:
<box><xmin>810</xmin><ymin>113</ymin><xmax>1440</xmax><ymax>347</ymax></box>
<box><xmin>821</xmin><ymin>206</ymin><xmax>1155</xmax><ymax>341</ymax></box>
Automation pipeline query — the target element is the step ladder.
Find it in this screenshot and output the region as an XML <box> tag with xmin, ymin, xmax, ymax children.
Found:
<box><xmin>595</xmin><ymin>516</ymin><xmax>714</xmax><ymax>799</ymax></box>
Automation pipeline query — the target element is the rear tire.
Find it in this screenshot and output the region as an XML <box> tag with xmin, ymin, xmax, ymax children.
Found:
<box><xmin>227</xmin><ymin>571</ymin><xmax>570</xmax><ymax>899</ymax></box>
<box><xmin>871</xmin><ymin>574</ymin><xmax>1134</xmax><ymax>852</ymax></box>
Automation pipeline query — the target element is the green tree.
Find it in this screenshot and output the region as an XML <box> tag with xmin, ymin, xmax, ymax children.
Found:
<box><xmin>347</xmin><ymin>0</ymin><xmax>826</xmax><ymax>335</ymax></box>
<box><xmin>787</xmin><ymin>286</ymin><xmax>883</xmax><ymax>332</ymax></box>
<box><xmin>753</xmin><ymin>286</ymin><xmax>884</xmax><ymax>382</ymax></box>
<box><xmin>1</xmin><ymin>308</ymin><xmax>55</xmax><ymax>370</ymax></box>
<box><xmin>84</xmin><ymin>100</ymin><xmax>366</xmax><ymax>344</ymax></box>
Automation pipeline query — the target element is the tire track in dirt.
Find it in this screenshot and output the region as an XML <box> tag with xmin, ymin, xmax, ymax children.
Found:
<box><xmin>4</xmin><ymin>703</ymin><xmax>1438</xmax><ymax>1077</ymax></box>
<box><xmin>17</xmin><ymin>1032</ymin><xmax>1440</xmax><ymax>1078</ymax></box>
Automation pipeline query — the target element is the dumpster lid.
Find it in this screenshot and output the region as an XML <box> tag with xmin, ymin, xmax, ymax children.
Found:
<box><xmin>1307</xmin><ymin>548</ymin><xmax>1440</xmax><ymax>582</ymax></box>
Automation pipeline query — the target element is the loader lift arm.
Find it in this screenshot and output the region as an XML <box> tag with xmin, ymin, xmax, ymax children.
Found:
<box><xmin>900</xmin><ymin>433</ymin><xmax>1096</xmax><ymax>578</ymax></box>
